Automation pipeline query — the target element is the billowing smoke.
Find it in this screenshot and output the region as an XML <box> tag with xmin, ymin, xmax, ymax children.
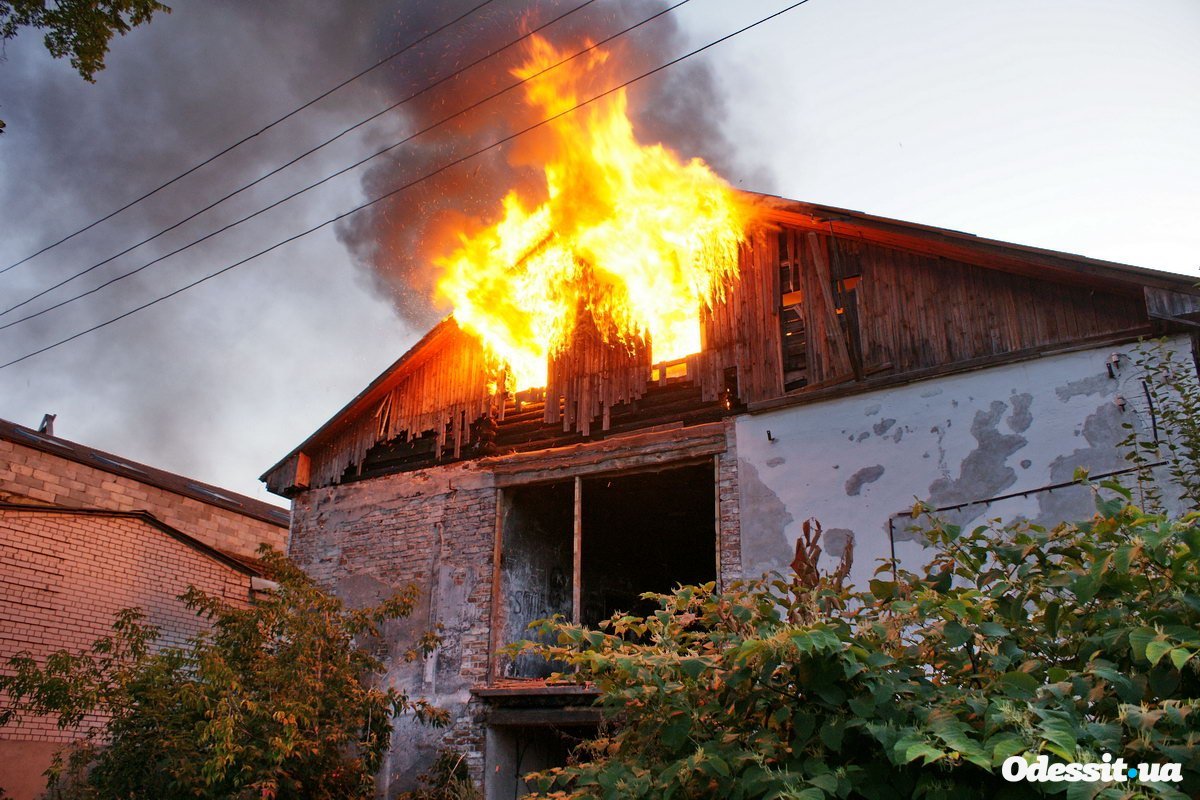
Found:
<box><xmin>335</xmin><ymin>0</ymin><xmax>741</xmax><ymax>330</ymax></box>
<box><xmin>0</xmin><ymin>0</ymin><xmax>749</xmax><ymax>496</ymax></box>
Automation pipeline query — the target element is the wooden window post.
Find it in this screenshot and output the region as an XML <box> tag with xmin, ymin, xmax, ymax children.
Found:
<box><xmin>572</xmin><ymin>476</ymin><xmax>582</xmax><ymax>625</ymax></box>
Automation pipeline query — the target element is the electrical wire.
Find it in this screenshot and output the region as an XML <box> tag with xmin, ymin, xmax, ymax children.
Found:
<box><xmin>0</xmin><ymin>0</ymin><xmax>500</xmax><ymax>277</ymax></box>
<box><xmin>0</xmin><ymin>0</ymin><xmax>602</xmax><ymax>319</ymax></box>
<box><xmin>0</xmin><ymin>0</ymin><xmax>815</xmax><ymax>371</ymax></box>
<box><xmin>0</xmin><ymin>0</ymin><xmax>686</xmax><ymax>332</ymax></box>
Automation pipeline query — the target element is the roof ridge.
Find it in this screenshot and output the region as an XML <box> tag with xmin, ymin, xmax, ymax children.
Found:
<box><xmin>0</xmin><ymin>418</ymin><xmax>289</xmax><ymax>527</ymax></box>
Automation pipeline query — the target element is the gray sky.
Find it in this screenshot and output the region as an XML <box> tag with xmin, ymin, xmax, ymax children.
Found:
<box><xmin>1</xmin><ymin>0</ymin><xmax>1197</xmax><ymax>505</ymax></box>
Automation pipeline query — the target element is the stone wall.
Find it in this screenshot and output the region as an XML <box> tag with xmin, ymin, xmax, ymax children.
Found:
<box><xmin>288</xmin><ymin>461</ymin><xmax>498</xmax><ymax>791</ymax></box>
<box><xmin>286</xmin><ymin>424</ymin><xmax>741</xmax><ymax>795</ymax></box>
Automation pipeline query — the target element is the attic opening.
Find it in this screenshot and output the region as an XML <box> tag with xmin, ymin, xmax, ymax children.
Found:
<box><xmin>497</xmin><ymin>462</ymin><xmax>716</xmax><ymax>679</ymax></box>
<box><xmin>778</xmin><ymin>227</ymin><xmax>864</xmax><ymax>392</ymax></box>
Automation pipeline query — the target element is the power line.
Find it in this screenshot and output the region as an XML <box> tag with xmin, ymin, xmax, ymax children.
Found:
<box><xmin>0</xmin><ymin>0</ymin><xmax>815</xmax><ymax>372</ymax></box>
<box><xmin>0</xmin><ymin>0</ymin><xmax>500</xmax><ymax>277</ymax></box>
<box><xmin>0</xmin><ymin>0</ymin><xmax>602</xmax><ymax>320</ymax></box>
<box><xmin>0</xmin><ymin>0</ymin><xmax>685</xmax><ymax>332</ymax></box>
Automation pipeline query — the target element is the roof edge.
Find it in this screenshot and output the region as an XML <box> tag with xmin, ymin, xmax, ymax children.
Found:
<box><xmin>0</xmin><ymin>418</ymin><xmax>288</xmax><ymax>528</ymax></box>
<box><xmin>260</xmin><ymin>316</ymin><xmax>457</xmax><ymax>481</ymax></box>
<box><xmin>0</xmin><ymin>501</ymin><xmax>264</xmax><ymax>577</ymax></box>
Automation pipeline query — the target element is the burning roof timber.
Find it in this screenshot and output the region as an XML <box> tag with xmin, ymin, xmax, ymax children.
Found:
<box><xmin>263</xmin><ymin>195</ymin><xmax>1200</xmax><ymax>497</ymax></box>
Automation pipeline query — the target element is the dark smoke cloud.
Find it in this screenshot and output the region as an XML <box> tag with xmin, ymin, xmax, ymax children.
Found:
<box><xmin>0</xmin><ymin>0</ymin><xmax>760</xmax><ymax>497</ymax></box>
<box><xmin>0</xmin><ymin>0</ymin><xmax>451</xmax><ymax>494</ymax></box>
<box><xmin>334</xmin><ymin>0</ymin><xmax>743</xmax><ymax>330</ymax></box>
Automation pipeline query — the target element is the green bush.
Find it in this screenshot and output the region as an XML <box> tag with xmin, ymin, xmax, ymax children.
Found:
<box><xmin>0</xmin><ymin>548</ymin><xmax>445</xmax><ymax>799</ymax></box>
<box><xmin>519</xmin><ymin>486</ymin><xmax>1200</xmax><ymax>800</ymax></box>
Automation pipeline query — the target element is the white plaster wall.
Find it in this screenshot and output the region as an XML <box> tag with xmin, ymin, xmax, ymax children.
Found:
<box><xmin>734</xmin><ymin>336</ymin><xmax>1191</xmax><ymax>589</ymax></box>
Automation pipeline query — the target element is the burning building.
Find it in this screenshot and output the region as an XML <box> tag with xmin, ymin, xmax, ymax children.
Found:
<box><xmin>262</xmin><ymin>34</ymin><xmax>1200</xmax><ymax>798</ymax></box>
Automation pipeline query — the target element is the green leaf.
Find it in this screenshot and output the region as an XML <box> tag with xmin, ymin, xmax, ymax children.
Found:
<box><xmin>819</xmin><ymin>719</ymin><xmax>845</xmax><ymax>752</ymax></box>
<box><xmin>706</xmin><ymin>753</ymin><xmax>731</xmax><ymax>777</ymax></box>
<box><xmin>868</xmin><ymin>580</ymin><xmax>896</xmax><ymax>599</ymax></box>
<box><xmin>978</xmin><ymin>621</ymin><xmax>1009</xmax><ymax>638</ymax></box>
<box><xmin>1037</xmin><ymin>716</ymin><xmax>1079</xmax><ymax>762</ymax></box>
<box><xmin>808</xmin><ymin>773</ymin><xmax>838</xmax><ymax>793</ymax></box>
<box><xmin>1071</xmin><ymin>574</ymin><xmax>1098</xmax><ymax>603</ymax></box>
<box><xmin>788</xmin><ymin>789</ymin><xmax>825</xmax><ymax>800</ymax></box>
<box><xmin>1065</xmin><ymin>779</ymin><xmax>1101</xmax><ymax>800</ymax></box>
<box><xmin>680</xmin><ymin>658</ymin><xmax>708</xmax><ymax>679</ymax></box>
<box><xmin>1128</xmin><ymin>627</ymin><xmax>1156</xmax><ymax>662</ymax></box>
<box><xmin>943</xmin><ymin>621</ymin><xmax>972</xmax><ymax>647</ymax></box>
<box><xmin>848</xmin><ymin>695</ymin><xmax>875</xmax><ymax>718</ymax></box>
<box><xmin>998</xmin><ymin>671</ymin><xmax>1038</xmax><ymax>699</ymax></box>
<box><xmin>1169</xmin><ymin>647</ymin><xmax>1194</xmax><ymax>671</ymax></box>
<box><xmin>1183</xmin><ymin>526</ymin><xmax>1200</xmax><ymax>556</ymax></box>
<box><xmin>989</xmin><ymin>734</ymin><xmax>1026</xmax><ymax>767</ymax></box>
<box><xmin>903</xmin><ymin>743</ymin><xmax>945</xmax><ymax>765</ymax></box>
<box><xmin>1145</xmin><ymin>639</ymin><xmax>1173</xmax><ymax>667</ymax></box>
<box><xmin>1044</xmin><ymin>602</ymin><xmax>1061</xmax><ymax>637</ymax></box>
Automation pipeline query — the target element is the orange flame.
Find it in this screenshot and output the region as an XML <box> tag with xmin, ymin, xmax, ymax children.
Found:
<box><xmin>435</xmin><ymin>35</ymin><xmax>757</xmax><ymax>390</ymax></box>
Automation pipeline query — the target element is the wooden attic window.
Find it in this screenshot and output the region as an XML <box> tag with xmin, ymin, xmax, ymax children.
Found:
<box><xmin>777</xmin><ymin>228</ymin><xmax>864</xmax><ymax>391</ymax></box>
<box><xmin>778</xmin><ymin>230</ymin><xmax>809</xmax><ymax>390</ymax></box>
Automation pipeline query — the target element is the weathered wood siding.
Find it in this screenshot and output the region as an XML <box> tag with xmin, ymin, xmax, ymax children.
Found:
<box><xmin>545</xmin><ymin>313</ymin><xmax>651</xmax><ymax>437</ymax></box>
<box><xmin>698</xmin><ymin>227</ymin><xmax>785</xmax><ymax>404</ymax></box>
<box><xmin>269</xmin><ymin>217</ymin><xmax>1160</xmax><ymax>493</ymax></box>
<box><xmin>837</xmin><ymin>234</ymin><xmax>1148</xmax><ymax>373</ymax></box>
<box><xmin>302</xmin><ymin>325</ymin><xmax>502</xmax><ymax>489</ymax></box>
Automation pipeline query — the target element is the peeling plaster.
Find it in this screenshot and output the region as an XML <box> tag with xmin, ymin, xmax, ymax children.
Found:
<box><xmin>1035</xmin><ymin>402</ymin><xmax>1127</xmax><ymax>526</ymax></box>
<box><xmin>737</xmin><ymin>459</ymin><xmax>794</xmax><ymax>573</ymax></box>
<box><xmin>732</xmin><ymin>338</ymin><xmax>1190</xmax><ymax>607</ymax></box>
<box><xmin>823</xmin><ymin>528</ymin><xmax>855</xmax><ymax>559</ymax></box>
<box><xmin>1007</xmin><ymin>393</ymin><xmax>1033</xmax><ymax>433</ymax></box>
<box><xmin>845</xmin><ymin>465</ymin><xmax>885</xmax><ymax>496</ymax></box>
<box><xmin>926</xmin><ymin>400</ymin><xmax>1027</xmax><ymax>528</ymax></box>
<box><xmin>1055</xmin><ymin>374</ymin><xmax>1114</xmax><ymax>403</ymax></box>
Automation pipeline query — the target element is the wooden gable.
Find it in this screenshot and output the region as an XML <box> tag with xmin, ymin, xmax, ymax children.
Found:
<box><xmin>264</xmin><ymin>196</ymin><xmax>1194</xmax><ymax>495</ymax></box>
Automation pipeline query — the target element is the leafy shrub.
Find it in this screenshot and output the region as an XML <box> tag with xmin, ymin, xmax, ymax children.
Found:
<box><xmin>0</xmin><ymin>548</ymin><xmax>446</xmax><ymax>799</ymax></box>
<box><xmin>1120</xmin><ymin>339</ymin><xmax>1200</xmax><ymax>511</ymax></box>
<box><xmin>395</xmin><ymin>750</ymin><xmax>481</xmax><ymax>800</ymax></box>
<box><xmin>519</xmin><ymin>484</ymin><xmax>1200</xmax><ymax>799</ymax></box>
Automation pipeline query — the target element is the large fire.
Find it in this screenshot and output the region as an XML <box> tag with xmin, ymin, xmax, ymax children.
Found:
<box><xmin>435</xmin><ymin>36</ymin><xmax>757</xmax><ymax>391</ymax></box>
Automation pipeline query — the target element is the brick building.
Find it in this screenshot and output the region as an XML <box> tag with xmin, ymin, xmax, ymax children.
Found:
<box><xmin>263</xmin><ymin>198</ymin><xmax>1200</xmax><ymax>798</ymax></box>
<box><xmin>0</xmin><ymin>418</ymin><xmax>289</xmax><ymax>798</ymax></box>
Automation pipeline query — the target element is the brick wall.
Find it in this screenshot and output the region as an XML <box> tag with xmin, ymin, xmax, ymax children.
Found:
<box><xmin>0</xmin><ymin>438</ymin><xmax>286</xmax><ymax>559</ymax></box>
<box><xmin>715</xmin><ymin>418</ymin><xmax>743</xmax><ymax>588</ymax></box>
<box><xmin>0</xmin><ymin>509</ymin><xmax>254</xmax><ymax>799</ymax></box>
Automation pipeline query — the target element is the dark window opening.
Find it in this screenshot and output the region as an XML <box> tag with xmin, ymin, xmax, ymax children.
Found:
<box><xmin>500</xmin><ymin>482</ymin><xmax>574</xmax><ymax>679</ymax></box>
<box><xmin>779</xmin><ymin>229</ymin><xmax>809</xmax><ymax>390</ymax></box>
<box><xmin>497</xmin><ymin>464</ymin><xmax>717</xmax><ymax>677</ymax></box>
<box><xmin>580</xmin><ymin>464</ymin><xmax>716</xmax><ymax>628</ymax></box>
<box><xmin>486</xmin><ymin>724</ymin><xmax>594</xmax><ymax>800</ymax></box>
<box><xmin>778</xmin><ymin>228</ymin><xmax>865</xmax><ymax>390</ymax></box>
